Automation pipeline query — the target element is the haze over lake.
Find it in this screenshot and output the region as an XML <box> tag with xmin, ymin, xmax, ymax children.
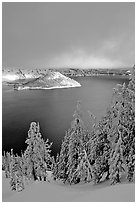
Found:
<box><xmin>2</xmin><ymin>76</ymin><xmax>129</xmax><ymax>156</ymax></box>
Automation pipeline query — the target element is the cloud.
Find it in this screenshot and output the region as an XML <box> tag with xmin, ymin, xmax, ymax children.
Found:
<box><xmin>101</xmin><ymin>39</ymin><xmax>120</xmax><ymax>53</ymax></box>
<box><xmin>27</xmin><ymin>35</ymin><xmax>133</xmax><ymax>69</ymax></box>
<box><xmin>47</xmin><ymin>49</ymin><xmax>125</xmax><ymax>69</ymax></box>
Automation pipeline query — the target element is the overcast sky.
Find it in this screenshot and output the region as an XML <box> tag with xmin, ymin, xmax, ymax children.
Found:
<box><xmin>2</xmin><ymin>2</ymin><xmax>135</xmax><ymax>69</ymax></box>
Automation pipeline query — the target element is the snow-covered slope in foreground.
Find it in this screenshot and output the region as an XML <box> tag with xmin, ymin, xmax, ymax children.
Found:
<box><xmin>2</xmin><ymin>172</ymin><xmax>135</xmax><ymax>202</ymax></box>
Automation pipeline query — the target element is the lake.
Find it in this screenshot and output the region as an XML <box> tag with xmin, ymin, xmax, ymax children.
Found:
<box><xmin>2</xmin><ymin>76</ymin><xmax>129</xmax><ymax>156</ymax></box>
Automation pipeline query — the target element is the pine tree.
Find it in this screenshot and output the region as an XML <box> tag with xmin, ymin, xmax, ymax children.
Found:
<box><xmin>64</xmin><ymin>101</ymin><xmax>92</xmax><ymax>184</ymax></box>
<box><xmin>10</xmin><ymin>150</ymin><xmax>24</xmax><ymax>191</ymax></box>
<box><xmin>24</xmin><ymin>122</ymin><xmax>39</xmax><ymax>180</ymax></box>
<box><xmin>43</xmin><ymin>138</ymin><xmax>53</xmax><ymax>171</ymax></box>
<box><xmin>87</xmin><ymin>111</ymin><xmax>97</xmax><ymax>133</ymax></box>
<box><xmin>86</xmin><ymin>111</ymin><xmax>97</xmax><ymax>161</ymax></box>
<box><xmin>66</xmin><ymin>131</ymin><xmax>83</xmax><ymax>184</ymax></box>
<box><xmin>24</xmin><ymin>122</ymin><xmax>52</xmax><ymax>181</ymax></box>
<box><xmin>4</xmin><ymin>151</ymin><xmax>11</xmax><ymax>178</ymax></box>
<box><xmin>90</xmin><ymin>117</ymin><xmax>111</xmax><ymax>184</ymax></box>
<box><xmin>109</xmin><ymin>131</ymin><xmax>125</xmax><ymax>184</ymax></box>
<box><xmin>52</xmin><ymin>153</ymin><xmax>59</xmax><ymax>181</ymax></box>
<box><xmin>74</xmin><ymin>142</ymin><xmax>92</xmax><ymax>183</ymax></box>
<box><xmin>2</xmin><ymin>151</ymin><xmax>6</xmax><ymax>171</ymax></box>
<box><xmin>56</xmin><ymin>129</ymin><xmax>71</xmax><ymax>182</ymax></box>
<box><xmin>86</xmin><ymin>112</ymin><xmax>98</xmax><ymax>177</ymax></box>
<box><xmin>17</xmin><ymin>153</ymin><xmax>25</xmax><ymax>190</ymax></box>
<box><xmin>126</xmin><ymin>146</ymin><xmax>135</xmax><ymax>182</ymax></box>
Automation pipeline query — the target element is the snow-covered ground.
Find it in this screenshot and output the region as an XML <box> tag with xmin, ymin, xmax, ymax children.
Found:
<box><xmin>2</xmin><ymin>171</ymin><xmax>135</xmax><ymax>202</ymax></box>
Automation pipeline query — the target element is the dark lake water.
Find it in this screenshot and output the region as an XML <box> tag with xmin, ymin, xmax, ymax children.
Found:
<box><xmin>2</xmin><ymin>76</ymin><xmax>129</xmax><ymax>156</ymax></box>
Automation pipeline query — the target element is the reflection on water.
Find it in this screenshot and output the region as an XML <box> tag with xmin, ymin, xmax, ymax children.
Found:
<box><xmin>2</xmin><ymin>76</ymin><xmax>129</xmax><ymax>155</ymax></box>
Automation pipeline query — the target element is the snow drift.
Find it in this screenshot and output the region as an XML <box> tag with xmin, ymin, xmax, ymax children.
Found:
<box><xmin>2</xmin><ymin>172</ymin><xmax>135</xmax><ymax>202</ymax></box>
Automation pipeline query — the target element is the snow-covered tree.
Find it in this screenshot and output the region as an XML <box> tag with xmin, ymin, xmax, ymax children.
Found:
<box><xmin>2</xmin><ymin>151</ymin><xmax>6</xmax><ymax>171</ymax></box>
<box><xmin>52</xmin><ymin>153</ymin><xmax>59</xmax><ymax>181</ymax></box>
<box><xmin>90</xmin><ymin>121</ymin><xmax>111</xmax><ymax>184</ymax></box>
<box><xmin>55</xmin><ymin>129</ymin><xmax>71</xmax><ymax>182</ymax></box>
<box><xmin>71</xmin><ymin>101</ymin><xmax>90</xmax><ymax>145</ymax></box>
<box><xmin>109</xmin><ymin>131</ymin><xmax>125</xmax><ymax>184</ymax></box>
<box><xmin>66</xmin><ymin>131</ymin><xmax>83</xmax><ymax>184</ymax></box>
<box><xmin>9</xmin><ymin>150</ymin><xmax>24</xmax><ymax>191</ymax></box>
<box><xmin>24</xmin><ymin>122</ymin><xmax>52</xmax><ymax>181</ymax></box>
<box><xmin>73</xmin><ymin>143</ymin><xmax>92</xmax><ymax>183</ymax></box>
<box><xmin>86</xmin><ymin>111</ymin><xmax>97</xmax><ymax>162</ymax></box>
<box><xmin>126</xmin><ymin>146</ymin><xmax>135</xmax><ymax>182</ymax></box>
<box><xmin>87</xmin><ymin>111</ymin><xmax>97</xmax><ymax>133</ymax></box>
<box><xmin>60</xmin><ymin>101</ymin><xmax>92</xmax><ymax>184</ymax></box>
<box><xmin>4</xmin><ymin>151</ymin><xmax>12</xmax><ymax>178</ymax></box>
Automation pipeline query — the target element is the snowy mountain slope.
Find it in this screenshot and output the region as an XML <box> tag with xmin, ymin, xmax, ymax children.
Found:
<box><xmin>2</xmin><ymin>68</ymin><xmax>42</xmax><ymax>81</ymax></box>
<box><xmin>2</xmin><ymin>68</ymin><xmax>81</xmax><ymax>90</ymax></box>
<box><xmin>2</xmin><ymin>172</ymin><xmax>135</xmax><ymax>202</ymax></box>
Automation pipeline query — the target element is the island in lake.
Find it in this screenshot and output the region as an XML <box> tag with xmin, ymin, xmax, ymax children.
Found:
<box><xmin>2</xmin><ymin>68</ymin><xmax>81</xmax><ymax>90</ymax></box>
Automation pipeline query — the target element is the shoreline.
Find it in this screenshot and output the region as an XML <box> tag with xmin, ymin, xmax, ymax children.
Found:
<box><xmin>17</xmin><ymin>84</ymin><xmax>81</xmax><ymax>90</ymax></box>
